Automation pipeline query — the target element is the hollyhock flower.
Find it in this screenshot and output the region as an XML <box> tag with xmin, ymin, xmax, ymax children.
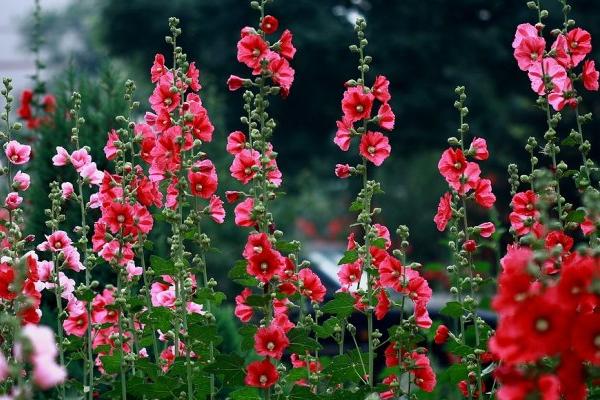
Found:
<box><xmin>70</xmin><ymin>148</ymin><xmax>92</xmax><ymax>172</ymax></box>
<box><xmin>377</xmin><ymin>103</ymin><xmax>395</xmax><ymax>131</ymax></box>
<box><xmin>5</xmin><ymin>192</ymin><xmax>22</xmax><ymax>210</ymax></box>
<box><xmin>5</xmin><ymin>141</ymin><xmax>31</xmax><ymax>165</ymax></box>
<box><xmin>384</xmin><ymin>342</ymin><xmax>400</xmax><ymax>367</ymax></box>
<box><xmin>58</xmin><ymin>272</ymin><xmax>75</xmax><ymax>301</ymax></box>
<box><xmin>514</xmin><ymin>36</ymin><xmax>545</xmax><ymax>71</ymax></box>
<box><xmin>254</xmin><ymin>324</ymin><xmax>289</xmax><ymax>359</ymax></box>
<box><xmin>235</xmin><ymin>288</ymin><xmax>254</xmax><ymax>322</ymax></box>
<box><xmin>379</xmin><ymin>256</ymin><xmax>411</xmax><ymax>292</ymax></box>
<box><xmin>338</xmin><ymin>261</ymin><xmax>362</xmax><ymax>288</ymax></box>
<box><xmin>359</xmin><ymin>131</ymin><xmax>390</xmax><ymax>166</ymax></box>
<box><xmin>566</xmin><ymin>27</ymin><xmax>592</xmax><ymax>67</ymax></box>
<box><xmin>150</xmin><ymin>53</ymin><xmax>167</xmax><ymax>83</ymax></box>
<box><xmin>226</xmin><ymin>131</ymin><xmax>246</xmax><ymax>155</ymax></box>
<box><xmin>52</xmin><ymin>146</ymin><xmax>69</xmax><ymax>166</ymax></box>
<box><xmin>63</xmin><ymin>299</ymin><xmax>89</xmax><ymax>337</ymax></box>
<box><xmin>227</xmin><ymin>75</ymin><xmax>246</xmax><ymax>91</ymax></box>
<box><xmin>474</xmin><ymin>178</ymin><xmax>496</xmax><ymax>209</ymax></box>
<box><xmin>92</xmin><ymin>289</ymin><xmax>117</xmax><ymax>324</ymax></box>
<box><xmin>434</xmin><ymin>325</ymin><xmax>449</xmax><ymax>345</ymax></box>
<box><xmin>334</xmin><ymin>117</ymin><xmax>353</xmax><ymax>151</ymax></box>
<box><xmin>512</xmin><ymin>23</ymin><xmax>538</xmax><ymax>48</ymax></box>
<box><xmin>0</xmin><ymin>263</ymin><xmax>15</xmax><ymax>300</ymax></box>
<box><xmin>230</xmin><ymin>149</ymin><xmax>260</xmax><ymax>184</ymax></box>
<box><xmin>572</xmin><ymin>312</ymin><xmax>600</xmax><ymax>365</ymax></box>
<box><xmin>342</xmin><ymin>86</ymin><xmax>374</xmax><ymax>122</ymax></box>
<box><xmin>438</xmin><ymin>147</ymin><xmax>467</xmax><ymax>186</ymax></box>
<box><xmin>13</xmin><ymin>171</ymin><xmax>30</xmax><ymax>191</ymax></box>
<box><xmin>186</xmin><ymin>302</ymin><xmax>205</xmax><ymax>315</ymax></box>
<box><xmin>545</xmin><ymin>230</ymin><xmax>573</xmax><ymax>253</ymax></box>
<box><xmin>237</xmin><ymin>34</ymin><xmax>269</xmax><ymax>69</ymax></box>
<box><xmin>476</xmin><ymin>222</ymin><xmax>495</xmax><ymax>238</ymax></box>
<box><xmin>187</xmin><ymin>62</ymin><xmax>201</xmax><ymax>92</ymax></box>
<box><xmin>557</xmin><ymin>254</ymin><xmax>595</xmax><ymax>308</ymax></box>
<box><xmin>404</xmin><ymin>274</ymin><xmax>433</xmax><ymax>305</ymax></box>
<box><xmin>42</xmin><ymin>94</ymin><xmax>56</xmax><ymax>113</ymax></box>
<box><xmin>21</xmin><ymin>325</ymin><xmax>66</xmax><ymax>390</ymax></box>
<box><xmin>187</xmin><ymin>169</ymin><xmax>218</xmax><ymax>199</ymax></box>
<box><xmin>208</xmin><ymin>195</ymin><xmax>225</xmax><ymax>224</ymax></box>
<box><xmin>583</xmin><ymin>59</ymin><xmax>599</xmax><ymax>91</ymax></box>
<box><xmin>151</xmin><ymin>280</ymin><xmax>176</xmax><ymax>308</ymax></box>
<box><xmin>512</xmin><ymin>190</ymin><xmax>537</xmax><ymax>216</ymax></box>
<box><xmin>79</xmin><ymin>162</ymin><xmax>103</xmax><ymax>185</ymax></box>
<box><xmin>469</xmin><ymin>137</ymin><xmax>489</xmax><ymax>160</ymax></box>
<box><xmin>557</xmin><ymin>354</ymin><xmax>587</xmax><ymax>400</ymax></box>
<box><xmin>374</xmin><ymin>224</ymin><xmax>391</xmax><ymax>249</ymax></box>
<box><xmin>495</xmin><ymin>371</ymin><xmax>560</xmax><ymax>400</ymax></box>
<box><xmin>548</xmin><ymin>79</ymin><xmax>577</xmax><ymax>111</ymax></box>
<box><xmin>278</xmin><ymin>29</ymin><xmax>296</xmax><ymax>60</ymax></box>
<box><xmin>268</xmin><ymin>54</ymin><xmax>295</xmax><ymax>93</ymax></box>
<box><xmin>99</xmin><ymin>240</ymin><xmax>135</xmax><ymax>266</ymax></box>
<box><xmin>434</xmin><ymin>192</ymin><xmax>452</xmax><ymax>231</ymax></box>
<box><xmin>375</xmin><ymin>289</ymin><xmax>390</xmax><ymax>320</ymax></box>
<box><xmin>260</xmin><ymin>15</ymin><xmax>279</xmax><ymax>34</ymax></box>
<box><xmin>372</xmin><ymin>75</ymin><xmax>391</xmax><ymax>102</ymax></box>
<box><xmin>126</xmin><ymin>261</ymin><xmax>143</xmax><ymax>281</ymax></box>
<box><xmin>298</xmin><ymin>268</ymin><xmax>326</xmax><ymax>302</ymax></box>
<box><xmin>149</xmin><ymin>76</ymin><xmax>181</xmax><ymax>113</ymax></box>
<box><xmin>243</xmin><ymin>232</ymin><xmax>271</xmax><ymax>259</ymax></box>
<box><xmin>234</xmin><ymin>198</ymin><xmax>255</xmax><ymax>227</ymax></box>
<box><xmin>410</xmin><ymin>352</ymin><xmax>436</xmax><ymax>392</ymax></box>
<box><xmin>335</xmin><ymin>163</ymin><xmax>351</xmax><ymax>179</ymax></box>
<box><xmin>63</xmin><ymin>246</ymin><xmax>85</xmax><ymax>272</ymax></box>
<box><xmin>103</xmin><ymin>202</ymin><xmax>134</xmax><ymax>235</ymax></box>
<box><xmin>463</xmin><ymin>239</ymin><xmax>477</xmax><ymax>253</ymax></box>
<box><xmin>458</xmin><ymin>381</ymin><xmax>485</xmax><ymax>399</ymax></box>
<box><xmin>104</xmin><ymin>129</ymin><xmax>119</xmax><ymax>161</ymax></box>
<box><xmin>245</xmin><ymin>359</ymin><xmax>279</xmax><ymax>388</ymax></box>
<box><xmin>527</xmin><ymin>57</ymin><xmax>567</xmax><ymax>95</ymax></box>
<box><xmin>247</xmin><ymin>249</ymin><xmax>284</xmax><ymax>283</ymax></box>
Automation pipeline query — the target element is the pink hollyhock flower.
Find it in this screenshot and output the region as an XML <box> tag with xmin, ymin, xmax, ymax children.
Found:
<box><xmin>235</xmin><ymin>288</ymin><xmax>253</xmax><ymax>322</ymax></box>
<box><xmin>438</xmin><ymin>147</ymin><xmax>466</xmax><ymax>186</ymax></box>
<box><xmin>234</xmin><ymin>198</ymin><xmax>255</xmax><ymax>227</ymax></box>
<box><xmin>247</xmin><ymin>249</ymin><xmax>284</xmax><ymax>283</ymax></box>
<box><xmin>227</xmin><ymin>75</ymin><xmax>246</xmax><ymax>91</ymax></box>
<box><xmin>79</xmin><ymin>162</ymin><xmax>103</xmax><ymax>185</ymax></box>
<box><xmin>469</xmin><ymin>137</ymin><xmax>489</xmax><ymax>160</ymax></box>
<box><xmin>512</xmin><ymin>23</ymin><xmax>538</xmax><ymax>48</ymax></box>
<box><xmin>230</xmin><ymin>149</ymin><xmax>260</xmax><ymax>184</ymax></box>
<box><xmin>261</xmin><ymin>15</ymin><xmax>279</xmax><ymax>34</ymax></box>
<box><xmin>58</xmin><ymin>272</ymin><xmax>75</xmax><ymax>301</ymax></box>
<box><xmin>476</xmin><ymin>222</ymin><xmax>496</xmax><ymax>238</ymax></box>
<box><xmin>583</xmin><ymin>60</ymin><xmax>599</xmax><ymax>91</ymax></box>
<box><xmin>552</xmin><ymin>34</ymin><xmax>573</xmax><ymax>68</ymax></box>
<box><xmin>298</xmin><ymin>268</ymin><xmax>326</xmax><ymax>302</ymax></box>
<box><xmin>379</xmin><ymin>256</ymin><xmax>411</xmax><ymax>292</ymax></box>
<box><xmin>335</xmin><ymin>163</ymin><xmax>351</xmax><ymax>179</ymax></box>
<box><xmin>186</xmin><ymin>302</ymin><xmax>205</xmax><ymax>315</ymax></box>
<box><xmin>254</xmin><ymin>324</ymin><xmax>289</xmax><ymax>359</ymax></box>
<box><xmin>187</xmin><ymin>62</ymin><xmax>201</xmax><ymax>92</ymax></box>
<box><xmin>377</xmin><ymin>103</ymin><xmax>395</xmax><ymax>131</ymax></box>
<box><xmin>225</xmin><ymin>191</ymin><xmax>241</xmax><ymax>203</ymax></box>
<box><xmin>375</xmin><ymin>289</ymin><xmax>390</xmax><ymax>320</ymax></box>
<box><xmin>5</xmin><ymin>141</ymin><xmax>31</xmax><ymax>165</ymax></box>
<box><xmin>63</xmin><ymin>246</ymin><xmax>85</xmax><ymax>272</ymax></box>
<box><xmin>566</xmin><ymin>27</ymin><xmax>592</xmax><ymax>67</ymax></box>
<box><xmin>374</xmin><ymin>223</ymin><xmax>392</xmax><ymax>249</ymax></box>
<box><xmin>126</xmin><ymin>261</ymin><xmax>143</xmax><ymax>281</ymax></box>
<box><xmin>245</xmin><ymin>359</ymin><xmax>279</xmax><ymax>388</ymax></box>
<box><xmin>104</xmin><ymin>129</ymin><xmax>119</xmax><ymax>161</ymax></box>
<box><xmin>5</xmin><ymin>192</ymin><xmax>22</xmax><ymax>210</ymax></box>
<box><xmin>132</xmin><ymin>204</ymin><xmax>153</xmax><ymax>235</ymax></box>
<box><xmin>372</xmin><ymin>75</ymin><xmax>391</xmax><ymax>103</ymax></box>
<box><xmin>187</xmin><ymin>169</ymin><xmax>218</xmax><ymax>199</ymax></box>
<box><xmin>337</xmin><ymin>260</ymin><xmax>362</xmax><ymax>288</ymax></box>
<box><xmin>268</xmin><ymin>54</ymin><xmax>295</xmax><ymax>92</ymax></box>
<box><xmin>237</xmin><ymin>34</ymin><xmax>269</xmax><ymax>69</ymax></box>
<box><xmin>279</xmin><ymin>29</ymin><xmax>296</xmax><ymax>60</ymax></box>
<box><xmin>334</xmin><ymin>117</ymin><xmax>353</xmax><ymax>151</ymax></box>
<box><xmin>527</xmin><ymin>58</ymin><xmax>567</xmax><ymax>95</ymax></box>
<box><xmin>474</xmin><ymin>178</ymin><xmax>496</xmax><ymax>209</ymax></box>
<box><xmin>209</xmin><ymin>195</ymin><xmax>225</xmax><ymax>224</ymax></box>
<box><xmin>13</xmin><ymin>171</ymin><xmax>30</xmax><ymax>191</ymax></box>
<box><xmin>514</xmin><ymin>36</ymin><xmax>545</xmax><ymax>71</ymax></box>
<box><xmin>150</xmin><ymin>53</ymin><xmax>167</xmax><ymax>83</ymax></box>
<box><xmin>52</xmin><ymin>146</ymin><xmax>69</xmax><ymax>166</ymax></box>
<box><xmin>20</xmin><ymin>325</ymin><xmax>66</xmax><ymax>390</ymax></box>
<box><xmin>63</xmin><ymin>299</ymin><xmax>89</xmax><ymax>337</ymax></box>
<box><xmin>414</xmin><ymin>300</ymin><xmax>432</xmax><ymax>329</ymax></box>
<box><xmin>342</xmin><ymin>86</ymin><xmax>374</xmax><ymax>122</ymax></box>
<box><xmin>149</xmin><ymin>76</ymin><xmax>180</xmax><ymax>113</ymax></box>
<box><xmin>70</xmin><ymin>148</ymin><xmax>91</xmax><ymax>172</ymax></box>
<box><xmin>226</xmin><ymin>131</ymin><xmax>246</xmax><ymax>155</ymax></box>
<box><xmin>359</xmin><ymin>131</ymin><xmax>391</xmax><ymax>166</ymax></box>
<box><xmin>91</xmin><ymin>289</ymin><xmax>117</xmax><ymax>324</ymax></box>
<box><xmin>548</xmin><ymin>79</ymin><xmax>577</xmax><ymax>111</ymax></box>
<box><xmin>151</xmin><ymin>280</ymin><xmax>176</xmax><ymax>308</ymax></box>
<box><xmin>434</xmin><ymin>192</ymin><xmax>453</xmax><ymax>231</ymax></box>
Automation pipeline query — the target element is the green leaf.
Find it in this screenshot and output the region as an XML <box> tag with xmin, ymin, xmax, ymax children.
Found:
<box><xmin>287</xmin><ymin>328</ymin><xmax>322</xmax><ymax>354</ymax></box>
<box><xmin>100</xmin><ymin>354</ymin><xmax>121</xmax><ymax>374</ymax></box>
<box><xmin>276</xmin><ymin>240</ymin><xmax>301</xmax><ymax>254</ymax></box>
<box><xmin>245</xmin><ymin>294</ymin><xmax>270</xmax><ymax>307</ymax></box>
<box><xmin>371</xmin><ymin>237</ymin><xmax>387</xmax><ymax>249</ymax></box>
<box><xmin>324</xmin><ymin>350</ymin><xmax>368</xmax><ymax>384</ymax></box>
<box><xmin>287</xmin><ymin>367</ymin><xmax>309</xmax><ymax>382</ymax></box>
<box><xmin>561</xmin><ymin>135</ymin><xmax>578</xmax><ymax>147</ymax></box>
<box><xmin>313</xmin><ymin>317</ymin><xmax>342</xmax><ymax>339</ymax></box>
<box><xmin>440</xmin><ymin>301</ymin><xmax>464</xmax><ymax>318</ymax></box>
<box><xmin>321</xmin><ymin>292</ymin><xmax>356</xmax><ymax>319</ymax></box>
<box><xmin>150</xmin><ymin>255</ymin><xmax>176</xmax><ymax>275</ymax></box>
<box><xmin>195</xmin><ymin>288</ymin><xmax>226</xmax><ymax>306</ymax></box>
<box><xmin>566</xmin><ymin>209</ymin><xmax>585</xmax><ymax>223</ymax></box>
<box><xmin>146</xmin><ymin>307</ymin><xmax>173</xmax><ymax>331</ymax></box>
<box><xmin>239</xmin><ymin>325</ymin><xmax>257</xmax><ymax>351</ymax></box>
<box><xmin>230</xmin><ymin>387</ymin><xmax>261</xmax><ymax>400</ymax></box>
<box><xmin>204</xmin><ymin>354</ymin><xmax>246</xmax><ymax>386</ymax></box>
<box><xmin>446</xmin><ymin>363</ymin><xmax>469</xmax><ymax>384</ymax></box>
<box><xmin>228</xmin><ymin>260</ymin><xmax>258</xmax><ymax>286</ymax></box>
<box><xmin>349</xmin><ymin>200</ymin><xmax>363</xmax><ymax>212</ymax></box>
<box><xmin>289</xmin><ymin>386</ymin><xmax>318</xmax><ymax>400</ymax></box>
<box><xmin>446</xmin><ymin>339</ymin><xmax>474</xmax><ymax>357</ymax></box>
<box><xmin>338</xmin><ymin>250</ymin><xmax>358</xmax><ymax>265</ymax></box>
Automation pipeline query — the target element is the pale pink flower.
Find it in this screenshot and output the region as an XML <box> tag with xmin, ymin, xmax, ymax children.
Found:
<box><xmin>70</xmin><ymin>149</ymin><xmax>91</xmax><ymax>171</ymax></box>
<box><xmin>5</xmin><ymin>141</ymin><xmax>31</xmax><ymax>165</ymax></box>
<box><xmin>52</xmin><ymin>147</ymin><xmax>69</xmax><ymax>166</ymax></box>
<box><xmin>79</xmin><ymin>162</ymin><xmax>103</xmax><ymax>185</ymax></box>
<box><xmin>13</xmin><ymin>171</ymin><xmax>30</xmax><ymax>191</ymax></box>
<box><xmin>4</xmin><ymin>192</ymin><xmax>22</xmax><ymax>210</ymax></box>
<box><xmin>61</xmin><ymin>182</ymin><xmax>74</xmax><ymax>200</ymax></box>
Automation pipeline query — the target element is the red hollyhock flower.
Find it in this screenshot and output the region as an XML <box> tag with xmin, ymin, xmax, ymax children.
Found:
<box><xmin>548</xmin><ymin>79</ymin><xmax>577</xmax><ymax>111</ymax></box>
<box><xmin>495</xmin><ymin>369</ymin><xmax>560</xmax><ymax>400</ymax></box>
<box><xmin>410</xmin><ymin>352</ymin><xmax>436</xmax><ymax>392</ymax></box>
<box><xmin>243</xmin><ymin>232</ymin><xmax>272</xmax><ymax>259</ymax></box>
<box><xmin>254</xmin><ymin>324</ymin><xmax>290</xmax><ymax>359</ymax></box>
<box><xmin>187</xmin><ymin>62</ymin><xmax>201</xmax><ymax>92</ymax></box>
<box><xmin>463</xmin><ymin>239</ymin><xmax>477</xmax><ymax>253</ymax></box>
<box><xmin>234</xmin><ymin>288</ymin><xmax>253</xmax><ymax>322</ymax></box>
<box><xmin>513</xmin><ymin>36</ymin><xmax>545</xmax><ymax>71</ymax></box>
<box><xmin>493</xmin><ymin>245</ymin><xmax>535</xmax><ymax>313</ymax></box>
<box><xmin>438</xmin><ymin>147</ymin><xmax>467</xmax><ymax>187</ymax></box>
<box><xmin>377</xmin><ymin>103</ymin><xmax>395</xmax><ymax>131</ymax></box>
<box><xmin>0</xmin><ymin>262</ymin><xmax>15</xmax><ymax>300</ymax></box>
<box><xmin>335</xmin><ymin>163</ymin><xmax>351</xmax><ymax>179</ymax></box>
<box><xmin>338</xmin><ymin>260</ymin><xmax>362</xmax><ymax>289</ymax></box>
<box><xmin>565</xmin><ymin>27</ymin><xmax>592</xmax><ymax>67</ymax></box>
<box><xmin>476</xmin><ymin>222</ymin><xmax>495</xmax><ymax>238</ymax></box>
<box><xmin>268</xmin><ymin>54</ymin><xmax>295</xmax><ymax>92</ymax></box>
<box><xmin>334</xmin><ymin>117</ymin><xmax>353</xmax><ymax>151</ymax></box>
<box><xmin>379</xmin><ymin>255</ymin><xmax>407</xmax><ymax>292</ymax></box>
<box><xmin>187</xmin><ymin>168</ymin><xmax>218</xmax><ymax>199</ymax></box>
<box><xmin>469</xmin><ymin>137</ymin><xmax>489</xmax><ymax>160</ymax></box>
<box><xmin>227</xmin><ymin>75</ymin><xmax>246</xmax><ymax>91</ymax></box>
<box><xmin>247</xmin><ymin>248</ymin><xmax>284</xmax><ymax>283</ymax></box>
<box><xmin>474</xmin><ymin>178</ymin><xmax>496</xmax><ymax>209</ymax></box>
<box><xmin>237</xmin><ymin>34</ymin><xmax>269</xmax><ymax>69</ymax></box>
<box><xmin>359</xmin><ymin>131</ymin><xmax>391</xmax><ymax>166</ymax></box>
<box><xmin>226</xmin><ymin>131</ymin><xmax>246</xmax><ymax>155</ymax></box>
<box><xmin>583</xmin><ymin>59</ymin><xmax>599</xmax><ymax>91</ymax></box>
<box><xmin>557</xmin><ymin>253</ymin><xmax>596</xmax><ymax>308</ymax></box>
<box><xmin>230</xmin><ymin>149</ymin><xmax>260</xmax><ymax>184</ymax></box>
<box><xmin>458</xmin><ymin>380</ymin><xmax>485</xmax><ymax>399</ymax></box>
<box><xmin>342</xmin><ymin>86</ymin><xmax>374</xmax><ymax>122</ymax></box>
<box><xmin>150</xmin><ymin>53</ymin><xmax>167</xmax><ymax>83</ymax></box>
<box><xmin>208</xmin><ymin>195</ymin><xmax>225</xmax><ymax>224</ymax></box>
<box><xmin>149</xmin><ymin>76</ymin><xmax>181</xmax><ymax>113</ymax></box>
<box><xmin>557</xmin><ymin>354</ymin><xmax>587</xmax><ymax>400</ymax></box>
<box><xmin>572</xmin><ymin>312</ymin><xmax>600</xmax><ymax>365</ymax></box>
<box><xmin>545</xmin><ymin>230</ymin><xmax>573</xmax><ymax>253</ymax></box>
<box><xmin>384</xmin><ymin>342</ymin><xmax>400</xmax><ymax>367</ymax></box>
<box><xmin>527</xmin><ymin>57</ymin><xmax>567</xmax><ymax>95</ymax></box>
<box><xmin>244</xmin><ymin>359</ymin><xmax>279</xmax><ymax>388</ymax></box>
<box><xmin>434</xmin><ymin>192</ymin><xmax>452</xmax><ymax>231</ymax></box>
<box><xmin>103</xmin><ymin>202</ymin><xmax>135</xmax><ymax>235</ymax></box>
<box><xmin>298</xmin><ymin>268</ymin><xmax>326</xmax><ymax>302</ymax></box>
<box><xmin>260</xmin><ymin>15</ymin><xmax>279</xmax><ymax>34</ymax></box>
<box><xmin>372</xmin><ymin>75</ymin><xmax>391</xmax><ymax>103</ymax></box>
<box><xmin>278</xmin><ymin>29</ymin><xmax>296</xmax><ymax>60</ymax></box>
<box><xmin>434</xmin><ymin>325</ymin><xmax>449</xmax><ymax>345</ymax></box>
<box><xmin>234</xmin><ymin>198</ymin><xmax>255</xmax><ymax>227</ymax></box>
<box><xmin>132</xmin><ymin>203</ymin><xmax>153</xmax><ymax>235</ymax></box>
<box><xmin>375</xmin><ymin>289</ymin><xmax>390</xmax><ymax>320</ymax></box>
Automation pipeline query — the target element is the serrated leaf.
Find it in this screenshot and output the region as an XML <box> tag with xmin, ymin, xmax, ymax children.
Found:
<box><xmin>313</xmin><ymin>317</ymin><xmax>342</xmax><ymax>339</ymax></box>
<box><xmin>204</xmin><ymin>354</ymin><xmax>245</xmax><ymax>386</ymax></box>
<box><xmin>566</xmin><ymin>209</ymin><xmax>585</xmax><ymax>223</ymax></box>
<box><xmin>150</xmin><ymin>255</ymin><xmax>176</xmax><ymax>275</ymax></box>
<box><xmin>321</xmin><ymin>292</ymin><xmax>356</xmax><ymax>319</ymax></box>
<box><xmin>230</xmin><ymin>387</ymin><xmax>261</xmax><ymax>400</ymax></box>
<box><xmin>440</xmin><ymin>301</ymin><xmax>464</xmax><ymax>318</ymax></box>
<box><xmin>349</xmin><ymin>200</ymin><xmax>363</xmax><ymax>212</ymax></box>
<box><xmin>289</xmin><ymin>386</ymin><xmax>318</xmax><ymax>400</ymax></box>
<box><xmin>288</xmin><ymin>328</ymin><xmax>322</xmax><ymax>354</ymax></box>
<box><xmin>228</xmin><ymin>260</ymin><xmax>258</xmax><ymax>286</ymax></box>
<box><xmin>100</xmin><ymin>354</ymin><xmax>122</xmax><ymax>374</ymax></box>
<box><xmin>239</xmin><ymin>325</ymin><xmax>257</xmax><ymax>351</ymax></box>
<box><xmin>337</xmin><ymin>250</ymin><xmax>358</xmax><ymax>265</ymax></box>
<box><xmin>276</xmin><ymin>240</ymin><xmax>301</xmax><ymax>254</ymax></box>
<box><xmin>446</xmin><ymin>339</ymin><xmax>474</xmax><ymax>357</ymax></box>
<box><xmin>245</xmin><ymin>294</ymin><xmax>270</xmax><ymax>307</ymax></box>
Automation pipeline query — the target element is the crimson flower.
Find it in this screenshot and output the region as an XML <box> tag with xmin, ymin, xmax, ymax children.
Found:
<box><xmin>244</xmin><ymin>358</ymin><xmax>279</xmax><ymax>388</ymax></box>
<box><xmin>254</xmin><ymin>324</ymin><xmax>289</xmax><ymax>359</ymax></box>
